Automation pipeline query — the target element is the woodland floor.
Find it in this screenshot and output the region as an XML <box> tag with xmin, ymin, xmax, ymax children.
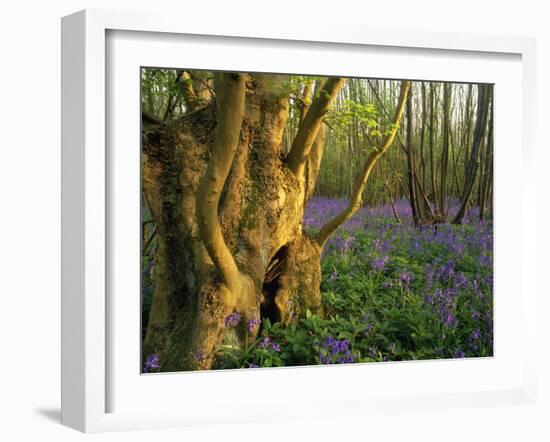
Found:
<box><xmin>142</xmin><ymin>197</ymin><xmax>493</xmax><ymax>370</ymax></box>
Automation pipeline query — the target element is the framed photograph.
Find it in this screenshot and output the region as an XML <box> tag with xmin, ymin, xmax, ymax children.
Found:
<box><xmin>61</xmin><ymin>9</ymin><xmax>537</xmax><ymax>433</ymax></box>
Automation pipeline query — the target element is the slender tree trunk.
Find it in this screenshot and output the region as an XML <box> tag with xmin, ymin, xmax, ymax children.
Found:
<box><xmin>419</xmin><ymin>82</ymin><xmax>427</xmax><ymax>190</ymax></box>
<box><xmin>479</xmin><ymin>99</ymin><xmax>494</xmax><ymax>221</ymax></box>
<box><xmin>438</xmin><ymin>83</ymin><xmax>451</xmax><ymax>218</ymax></box>
<box><xmin>315</xmin><ymin>81</ymin><xmax>411</xmax><ymax>247</ymax></box>
<box><xmin>463</xmin><ymin>84</ymin><xmax>473</xmax><ymax>184</ymax></box>
<box><xmin>429</xmin><ymin>83</ymin><xmax>438</xmax><ymax>213</ymax></box>
<box><xmin>405</xmin><ymin>88</ymin><xmax>419</xmax><ymax>225</ymax></box>
<box><xmin>452</xmin><ymin>84</ymin><xmax>492</xmax><ymax>224</ymax></box>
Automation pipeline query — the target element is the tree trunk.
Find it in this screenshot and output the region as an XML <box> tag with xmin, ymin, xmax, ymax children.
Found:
<box><xmin>141</xmin><ymin>74</ymin><xmax>410</xmax><ymax>372</ymax></box>
<box><xmin>141</xmin><ymin>74</ymin><xmax>337</xmax><ymax>371</ymax></box>
<box><xmin>452</xmin><ymin>84</ymin><xmax>492</xmax><ymax>224</ymax></box>
<box><xmin>428</xmin><ymin>83</ymin><xmax>438</xmax><ymax>213</ymax></box>
<box><xmin>405</xmin><ymin>88</ymin><xmax>419</xmax><ymax>225</ymax></box>
<box><xmin>439</xmin><ymin>83</ymin><xmax>451</xmax><ymax>218</ymax></box>
<box><xmin>479</xmin><ymin>99</ymin><xmax>494</xmax><ymax>221</ymax></box>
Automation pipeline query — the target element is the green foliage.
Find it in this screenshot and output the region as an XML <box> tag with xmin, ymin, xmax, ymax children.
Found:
<box><xmin>214</xmin><ymin>218</ymin><xmax>492</xmax><ymax>369</ymax></box>
<box><xmin>328</xmin><ymin>99</ymin><xmax>379</xmax><ymax>134</ymax></box>
<box><xmin>141</xmin><ymin>68</ymin><xmax>213</xmax><ymax>120</ymax></box>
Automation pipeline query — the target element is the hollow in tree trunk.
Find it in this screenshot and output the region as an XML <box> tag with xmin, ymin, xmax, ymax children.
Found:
<box><xmin>141</xmin><ymin>73</ymin><xmax>409</xmax><ymax>371</ymax></box>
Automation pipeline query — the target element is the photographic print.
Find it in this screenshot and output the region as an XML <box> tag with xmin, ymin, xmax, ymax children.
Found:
<box><xmin>141</xmin><ymin>69</ymin><xmax>493</xmax><ymax>373</ymax></box>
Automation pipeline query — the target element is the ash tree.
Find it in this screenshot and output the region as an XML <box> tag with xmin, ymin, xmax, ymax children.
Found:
<box><xmin>141</xmin><ymin>71</ymin><xmax>410</xmax><ymax>370</ymax></box>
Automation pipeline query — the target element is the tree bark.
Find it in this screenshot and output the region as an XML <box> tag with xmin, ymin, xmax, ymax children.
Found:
<box><xmin>428</xmin><ymin>83</ymin><xmax>438</xmax><ymax>213</ymax></box>
<box><xmin>286</xmin><ymin>77</ymin><xmax>345</xmax><ymax>180</ymax></box>
<box><xmin>439</xmin><ymin>83</ymin><xmax>451</xmax><ymax>218</ymax></box>
<box><xmin>405</xmin><ymin>86</ymin><xmax>419</xmax><ymax>225</ymax></box>
<box><xmin>142</xmin><ymin>74</ymin><xmax>325</xmax><ymax>371</ymax></box>
<box><xmin>479</xmin><ymin>98</ymin><xmax>494</xmax><ymax>221</ymax></box>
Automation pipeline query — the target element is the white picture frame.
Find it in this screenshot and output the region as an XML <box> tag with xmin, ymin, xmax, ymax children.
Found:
<box><xmin>61</xmin><ymin>9</ymin><xmax>537</xmax><ymax>433</ymax></box>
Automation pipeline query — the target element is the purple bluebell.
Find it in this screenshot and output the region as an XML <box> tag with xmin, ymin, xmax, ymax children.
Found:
<box><xmin>318</xmin><ymin>335</ymin><xmax>354</xmax><ymax>364</ymax></box>
<box><xmin>224</xmin><ymin>312</ymin><xmax>242</xmax><ymax>328</ymax></box>
<box><xmin>453</xmin><ymin>349</ymin><xmax>466</xmax><ymax>358</ymax></box>
<box><xmin>247</xmin><ymin>318</ymin><xmax>260</xmax><ymax>332</ymax></box>
<box><xmin>398</xmin><ymin>271</ymin><xmax>414</xmax><ymax>286</ymax></box>
<box><xmin>370</xmin><ymin>255</ymin><xmax>389</xmax><ymax>272</ymax></box>
<box><xmin>143</xmin><ymin>354</ymin><xmax>160</xmax><ymax>373</ymax></box>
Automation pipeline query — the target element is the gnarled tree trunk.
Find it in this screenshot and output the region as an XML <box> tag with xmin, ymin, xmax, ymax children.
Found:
<box><xmin>141</xmin><ymin>73</ymin><xmax>408</xmax><ymax>371</ymax></box>
<box><xmin>142</xmin><ymin>74</ymin><xmax>341</xmax><ymax>371</ymax></box>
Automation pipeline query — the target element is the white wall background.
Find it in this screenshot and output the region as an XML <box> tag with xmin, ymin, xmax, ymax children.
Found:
<box><xmin>0</xmin><ymin>1</ymin><xmax>547</xmax><ymax>441</ymax></box>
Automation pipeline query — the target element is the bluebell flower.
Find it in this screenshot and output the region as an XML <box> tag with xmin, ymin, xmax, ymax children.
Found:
<box><xmin>259</xmin><ymin>336</ymin><xmax>271</xmax><ymax>348</ymax></box>
<box><xmin>453</xmin><ymin>349</ymin><xmax>466</xmax><ymax>358</ymax></box>
<box><xmin>224</xmin><ymin>312</ymin><xmax>242</xmax><ymax>328</ymax></box>
<box><xmin>247</xmin><ymin>318</ymin><xmax>260</xmax><ymax>332</ymax></box>
<box><xmin>370</xmin><ymin>255</ymin><xmax>389</xmax><ymax>272</ymax></box>
<box><xmin>398</xmin><ymin>271</ymin><xmax>414</xmax><ymax>286</ymax></box>
<box><xmin>143</xmin><ymin>354</ymin><xmax>160</xmax><ymax>373</ymax></box>
<box><xmin>318</xmin><ymin>335</ymin><xmax>354</xmax><ymax>364</ymax></box>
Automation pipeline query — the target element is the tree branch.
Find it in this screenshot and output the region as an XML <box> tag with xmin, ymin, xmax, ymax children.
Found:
<box><xmin>196</xmin><ymin>72</ymin><xmax>246</xmax><ymax>293</ymax></box>
<box><xmin>163</xmin><ymin>70</ymin><xmax>185</xmax><ymax>121</ymax></box>
<box><xmin>142</xmin><ymin>110</ymin><xmax>164</xmax><ymax>126</ymax></box>
<box><xmin>298</xmin><ymin>79</ymin><xmax>315</xmax><ymax>123</ymax></box>
<box><xmin>188</xmin><ymin>72</ymin><xmax>215</xmax><ymax>98</ymax></box>
<box><xmin>367</xmin><ymin>79</ymin><xmax>408</xmax><ymax>152</ymax></box>
<box><xmin>142</xmin><ymin>227</ymin><xmax>157</xmax><ymax>254</ymax></box>
<box><xmin>286</xmin><ymin>77</ymin><xmax>345</xmax><ymax>179</ymax></box>
<box><xmin>179</xmin><ymin>71</ymin><xmax>201</xmax><ymax>112</ymax></box>
<box><xmin>304</xmin><ymin>123</ymin><xmax>327</xmax><ymax>202</ymax></box>
<box><xmin>314</xmin><ymin>80</ymin><xmax>411</xmax><ymax>249</ymax></box>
